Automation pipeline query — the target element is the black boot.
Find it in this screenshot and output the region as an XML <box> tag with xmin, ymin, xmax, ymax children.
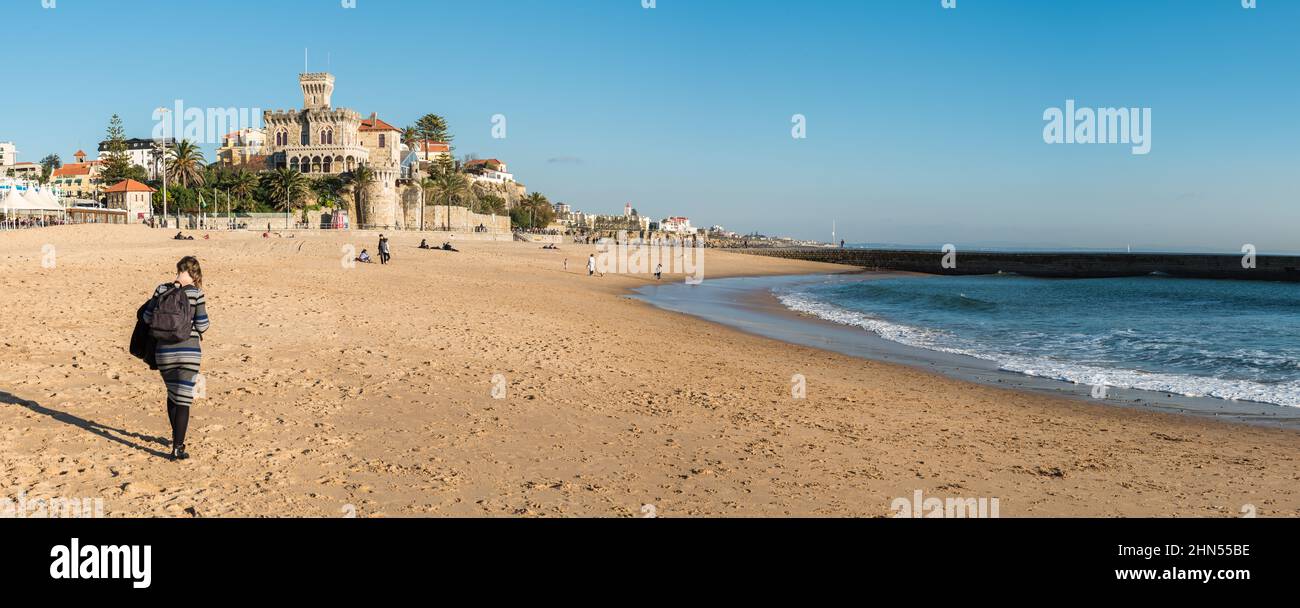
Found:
<box><xmin>172</xmin><ymin>444</ymin><xmax>190</xmax><ymax>461</ymax></box>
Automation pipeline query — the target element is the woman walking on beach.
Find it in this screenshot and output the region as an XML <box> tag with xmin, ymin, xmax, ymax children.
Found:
<box><xmin>143</xmin><ymin>256</ymin><xmax>210</xmax><ymax>461</ymax></box>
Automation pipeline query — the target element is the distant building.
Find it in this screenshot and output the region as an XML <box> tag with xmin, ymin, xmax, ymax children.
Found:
<box><xmin>97</xmin><ymin>137</ymin><xmax>176</xmax><ymax>180</ymax></box>
<box><xmin>103</xmin><ymin>179</ymin><xmax>156</xmax><ymax>223</ymax></box>
<box><xmin>553</xmin><ymin>202</ymin><xmax>571</xmax><ymax>216</ymax></box>
<box><xmin>216</xmin><ymin>128</ymin><xmax>266</xmax><ymax>167</ymax></box>
<box><xmin>659</xmin><ymin>216</ymin><xmax>695</xmax><ymax>234</ymax></box>
<box><xmin>262</xmin><ymin>73</ymin><xmax>404</xmax><ymax>228</ymax></box>
<box><xmin>407</xmin><ymin>140</ymin><xmax>451</xmax><ymax>162</ymax></box>
<box><xmin>0</xmin><ymin>141</ymin><xmax>15</xmax><ymax>167</ymax></box>
<box><xmin>464</xmin><ymin>158</ymin><xmax>515</xmax><ymax>186</ymax></box>
<box><xmin>5</xmin><ymin>162</ymin><xmax>41</xmax><ymax>179</ymax></box>
<box><xmin>51</xmin><ymin>154</ymin><xmax>104</xmax><ymax>199</ymax></box>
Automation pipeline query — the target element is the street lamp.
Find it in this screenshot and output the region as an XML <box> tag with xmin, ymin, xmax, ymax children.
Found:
<box><xmin>155</xmin><ymin>107</ymin><xmax>169</xmax><ymax>228</ymax></box>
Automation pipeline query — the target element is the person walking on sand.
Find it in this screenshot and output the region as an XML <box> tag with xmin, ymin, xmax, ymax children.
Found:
<box><xmin>655</xmin><ymin>262</ymin><xmax>663</xmax><ymax>281</ymax></box>
<box><xmin>587</xmin><ymin>254</ymin><xmax>596</xmax><ymax>277</ymax></box>
<box><xmin>142</xmin><ymin>256</ymin><xmax>210</xmax><ymax>461</ymax></box>
<box><xmin>378</xmin><ymin>234</ymin><xmax>391</xmax><ymax>265</ymax></box>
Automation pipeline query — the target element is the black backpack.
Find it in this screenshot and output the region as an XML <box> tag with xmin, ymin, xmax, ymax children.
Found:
<box><xmin>148</xmin><ymin>285</ymin><xmax>193</xmax><ymax>343</ymax></box>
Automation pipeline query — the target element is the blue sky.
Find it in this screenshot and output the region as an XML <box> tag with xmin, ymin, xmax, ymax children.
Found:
<box><xmin>2</xmin><ymin>0</ymin><xmax>1296</xmax><ymax>250</ymax></box>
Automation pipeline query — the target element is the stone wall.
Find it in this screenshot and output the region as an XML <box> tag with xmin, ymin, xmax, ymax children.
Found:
<box><xmin>739</xmin><ymin>248</ymin><xmax>1300</xmax><ymax>282</ymax></box>
<box><xmin>424</xmin><ymin>205</ymin><xmax>511</xmax><ymax>234</ymax></box>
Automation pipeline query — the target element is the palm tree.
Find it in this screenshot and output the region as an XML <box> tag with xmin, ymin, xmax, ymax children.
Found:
<box><xmin>476</xmin><ymin>193</ymin><xmax>507</xmax><ymax>216</ymax></box>
<box><xmin>228</xmin><ymin>170</ymin><xmax>258</xmax><ymax>211</ymax></box>
<box><xmin>402</xmin><ymin>127</ymin><xmax>420</xmax><ymax>159</ymax></box>
<box><xmin>429</xmin><ymin>171</ymin><xmax>475</xmax><ymax>231</ymax></box>
<box><xmin>346</xmin><ymin>165</ymin><xmax>376</xmax><ymax>228</ymax></box>
<box><xmin>267</xmin><ymin>167</ymin><xmax>309</xmax><ymax>227</ymax></box>
<box><xmin>522</xmin><ymin>191</ymin><xmax>550</xmax><ymax>230</ymax></box>
<box><xmin>419</xmin><ymin>176</ymin><xmax>440</xmax><ymax>231</ymax></box>
<box><xmin>312</xmin><ymin>175</ymin><xmax>346</xmax><ymax>211</ymax></box>
<box><xmin>167</xmin><ymin>140</ymin><xmax>206</xmax><ymax>189</ymax></box>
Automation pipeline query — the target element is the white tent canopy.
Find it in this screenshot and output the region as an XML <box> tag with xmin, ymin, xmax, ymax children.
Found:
<box><xmin>27</xmin><ymin>187</ymin><xmax>64</xmax><ymax>211</ymax></box>
<box><xmin>0</xmin><ymin>189</ymin><xmax>35</xmax><ymax>211</ymax></box>
<box><xmin>1</xmin><ymin>187</ymin><xmax>61</xmax><ymax>210</ymax></box>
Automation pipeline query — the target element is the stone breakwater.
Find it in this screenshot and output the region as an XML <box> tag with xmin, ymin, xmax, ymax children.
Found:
<box><xmin>738</xmin><ymin>248</ymin><xmax>1300</xmax><ymax>282</ymax></box>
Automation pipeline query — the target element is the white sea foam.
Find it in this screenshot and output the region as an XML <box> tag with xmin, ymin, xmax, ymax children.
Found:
<box><xmin>776</xmin><ymin>290</ymin><xmax>1300</xmax><ymax>408</ymax></box>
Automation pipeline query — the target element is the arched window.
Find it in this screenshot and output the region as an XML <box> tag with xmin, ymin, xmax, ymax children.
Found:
<box><xmin>289</xmin><ymin>157</ymin><xmax>300</xmax><ymax>172</ymax></box>
<box><xmin>323</xmin><ymin>156</ymin><xmax>333</xmax><ymax>173</ymax></box>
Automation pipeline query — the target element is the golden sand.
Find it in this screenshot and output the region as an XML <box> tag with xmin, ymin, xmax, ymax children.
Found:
<box><xmin>1</xmin><ymin>225</ymin><xmax>1297</xmax><ymax>516</ymax></box>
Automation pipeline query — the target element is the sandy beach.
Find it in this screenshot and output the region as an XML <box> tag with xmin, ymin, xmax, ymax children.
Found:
<box><xmin>2</xmin><ymin>224</ymin><xmax>1298</xmax><ymax>517</ymax></box>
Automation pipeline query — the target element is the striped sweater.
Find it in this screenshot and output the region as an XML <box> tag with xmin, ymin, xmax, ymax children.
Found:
<box><xmin>143</xmin><ymin>283</ymin><xmax>209</xmax><ymax>371</ymax></box>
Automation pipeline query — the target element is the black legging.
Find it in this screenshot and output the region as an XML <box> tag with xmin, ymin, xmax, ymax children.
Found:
<box><xmin>167</xmin><ymin>398</ymin><xmax>190</xmax><ymax>448</ymax></box>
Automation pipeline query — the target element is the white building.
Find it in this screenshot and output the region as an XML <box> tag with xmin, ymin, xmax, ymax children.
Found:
<box><xmin>659</xmin><ymin>216</ymin><xmax>695</xmax><ymax>234</ymax></box>
<box><xmin>464</xmin><ymin>159</ymin><xmax>515</xmax><ymax>185</ymax></box>
<box><xmin>0</xmin><ymin>142</ymin><xmax>16</xmax><ymax>168</ymax></box>
<box><xmin>217</xmin><ymin>128</ymin><xmax>266</xmax><ymax>166</ymax></box>
<box><xmin>97</xmin><ymin>138</ymin><xmax>176</xmax><ymax>180</ymax></box>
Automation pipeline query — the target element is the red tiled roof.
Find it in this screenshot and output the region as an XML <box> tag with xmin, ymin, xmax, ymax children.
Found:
<box><xmin>415</xmin><ymin>140</ymin><xmax>450</xmax><ymax>154</ymax></box>
<box><xmin>359</xmin><ymin>116</ymin><xmax>400</xmax><ymax>132</ymax></box>
<box><xmin>103</xmin><ymin>179</ymin><xmax>156</xmax><ymax>193</ymax></box>
<box><xmin>465</xmin><ymin>158</ymin><xmax>502</xmax><ymax>167</ymax></box>
<box><xmin>52</xmin><ymin>161</ymin><xmax>98</xmax><ymax>177</ymax></box>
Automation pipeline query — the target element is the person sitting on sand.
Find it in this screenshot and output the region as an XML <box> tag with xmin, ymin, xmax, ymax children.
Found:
<box><xmin>440</xmin><ymin>242</ymin><xmax>459</xmax><ymax>252</ymax></box>
<box><xmin>419</xmin><ymin>239</ymin><xmax>431</xmax><ymax>249</ymax></box>
<box><xmin>356</xmin><ymin>249</ymin><xmax>372</xmax><ymax>263</ymax></box>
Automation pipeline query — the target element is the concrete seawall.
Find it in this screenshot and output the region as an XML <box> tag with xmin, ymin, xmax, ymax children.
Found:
<box><xmin>736</xmin><ymin>248</ymin><xmax>1300</xmax><ymax>282</ymax></box>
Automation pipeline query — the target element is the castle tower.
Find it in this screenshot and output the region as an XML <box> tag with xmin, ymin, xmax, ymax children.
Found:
<box><xmin>299</xmin><ymin>73</ymin><xmax>335</xmax><ymax>110</ymax></box>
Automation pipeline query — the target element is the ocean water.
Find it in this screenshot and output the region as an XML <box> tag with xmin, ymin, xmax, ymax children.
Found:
<box><xmin>776</xmin><ymin>275</ymin><xmax>1300</xmax><ymax>408</ymax></box>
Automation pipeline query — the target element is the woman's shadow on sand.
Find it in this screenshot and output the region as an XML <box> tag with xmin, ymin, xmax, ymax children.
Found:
<box><xmin>0</xmin><ymin>390</ymin><xmax>172</xmax><ymax>459</ymax></box>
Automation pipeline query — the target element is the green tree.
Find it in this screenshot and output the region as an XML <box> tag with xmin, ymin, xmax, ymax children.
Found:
<box><xmin>228</xmin><ymin>169</ymin><xmax>258</xmax><ymax>211</ymax></box>
<box><xmin>428</xmin><ymin>171</ymin><xmax>477</xmax><ymax>231</ymax></box>
<box><xmin>414</xmin><ymin>114</ymin><xmax>453</xmax><ymax>160</ymax></box>
<box><xmin>99</xmin><ymin>114</ymin><xmax>136</xmax><ymax>186</ymax></box>
<box><xmin>38</xmin><ymin>154</ymin><xmax>61</xmax><ymax>185</ymax></box>
<box><xmin>345</xmin><ymin>165</ymin><xmax>376</xmax><ymax>227</ymax></box>
<box><xmin>475</xmin><ymin>193</ymin><xmax>507</xmax><ymax>216</ymax></box>
<box><xmin>312</xmin><ymin>175</ymin><xmax>346</xmax><ymax>210</ymax></box>
<box><xmin>401</xmin><ymin>127</ymin><xmax>420</xmax><ymax>159</ymax></box>
<box><xmin>267</xmin><ymin>167</ymin><xmax>309</xmax><ymax>221</ymax></box>
<box><xmin>167</xmin><ymin>140</ymin><xmax>207</xmax><ymax>189</ymax></box>
<box><xmin>521</xmin><ymin>191</ymin><xmax>553</xmax><ymax>229</ymax></box>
